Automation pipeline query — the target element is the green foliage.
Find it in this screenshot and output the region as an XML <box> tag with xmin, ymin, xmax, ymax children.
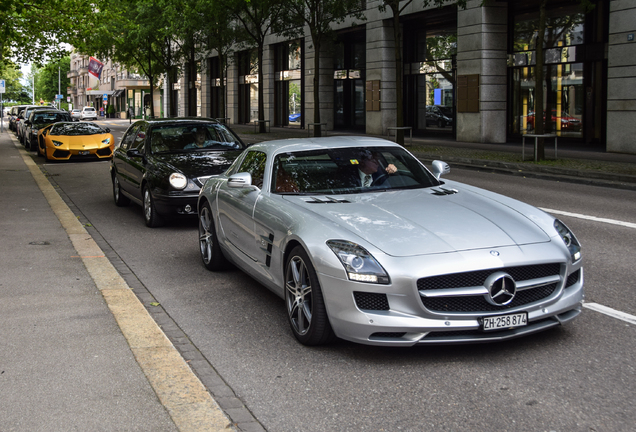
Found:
<box><xmin>0</xmin><ymin>0</ymin><xmax>98</xmax><ymax>64</ymax></box>
<box><xmin>34</xmin><ymin>56</ymin><xmax>71</xmax><ymax>104</ymax></box>
<box><xmin>0</xmin><ymin>62</ymin><xmax>30</xmax><ymax>102</ymax></box>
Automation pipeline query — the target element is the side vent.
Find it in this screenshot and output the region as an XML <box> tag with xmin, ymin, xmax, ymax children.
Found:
<box><xmin>259</xmin><ymin>233</ymin><xmax>275</xmax><ymax>267</ymax></box>
<box><xmin>431</xmin><ymin>187</ymin><xmax>459</xmax><ymax>196</ymax></box>
<box><xmin>303</xmin><ymin>196</ymin><xmax>351</xmax><ymax>204</ymax></box>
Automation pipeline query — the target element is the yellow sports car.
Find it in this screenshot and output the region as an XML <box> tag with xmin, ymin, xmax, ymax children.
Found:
<box><xmin>37</xmin><ymin>122</ymin><xmax>115</xmax><ymax>161</ymax></box>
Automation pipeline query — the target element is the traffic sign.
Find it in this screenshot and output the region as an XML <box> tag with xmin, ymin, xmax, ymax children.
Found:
<box><xmin>56</xmin><ymin>94</ymin><xmax>63</xmax><ymax>99</ymax></box>
<box><xmin>0</xmin><ymin>79</ymin><xmax>5</xmax><ymax>93</ymax></box>
<box><xmin>103</xmin><ymin>94</ymin><xmax>108</xmax><ymax>101</ymax></box>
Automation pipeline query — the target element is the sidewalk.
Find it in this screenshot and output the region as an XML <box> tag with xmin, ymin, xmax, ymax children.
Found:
<box><xmin>0</xmin><ymin>130</ymin><xmax>232</xmax><ymax>431</ymax></box>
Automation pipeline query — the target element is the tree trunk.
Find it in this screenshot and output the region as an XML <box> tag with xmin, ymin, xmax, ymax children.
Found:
<box><xmin>257</xmin><ymin>43</ymin><xmax>266</xmax><ymax>133</ymax></box>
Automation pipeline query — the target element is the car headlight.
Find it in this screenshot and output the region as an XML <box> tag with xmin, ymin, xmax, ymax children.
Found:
<box><xmin>52</xmin><ymin>140</ymin><xmax>64</xmax><ymax>147</ymax></box>
<box><xmin>102</xmin><ymin>137</ymin><xmax>111</xmax><ymax>145</ymax></box>
<box><xmin>169</xmin><ymin>173</ymin><xmax>188</xmax><ymax>189</ymax></box>
<box><xmin>327</xmin><ymin>240</ymin><xmax>390</xmax><ymax>284</ymax></box>
<box><xmin>554</xmin><ymin>219</ymin><xmax>581</xmax><ymax>262</ymax></box>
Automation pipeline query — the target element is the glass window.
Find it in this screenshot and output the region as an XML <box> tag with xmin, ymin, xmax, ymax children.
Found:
<box><xmin>119</xmin><ymin>124</ymin><xmax>139</xmax><ymax>150</ymax></box>
<box><xmin>237</xmin><ymin>151</ymin><xmax>266</xmax><ymax>189</ymax></box>
<box><xmin>513</xmin><ymin>8</ymin><xmax>585</xmax><ymax>52</ymax></box>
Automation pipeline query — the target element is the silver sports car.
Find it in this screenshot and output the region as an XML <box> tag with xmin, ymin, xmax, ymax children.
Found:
<box><xmin>197</xmin><ymin>136</ymin><xmax>584</xmax><ymax>346</ymax></box>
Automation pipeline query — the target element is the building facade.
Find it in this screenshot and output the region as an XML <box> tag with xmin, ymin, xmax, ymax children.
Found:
<box><xmin>67</xmin><ymin>52</ymin><xmax>162</xmax><ymax>119</ymax></box>
<box><xmin>170</xmin><ymin>0</ymin><xmax>634</xmax><ymax>154</ymax></box>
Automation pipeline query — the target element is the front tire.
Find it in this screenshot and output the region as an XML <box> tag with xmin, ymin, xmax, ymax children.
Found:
<box><xmin>143</xmin><ymin>185</ymin><xmax>163</xmax><ymax>227</ymax></box>
<box><xmin>198</xmin><ymin>201</ymin><xmax>227</xmax><ymax>271</ymax></box>
<box><xmin>285</xmin><ymin>246</ymin><xmax>335</xmax><ymax>346</ymax></box>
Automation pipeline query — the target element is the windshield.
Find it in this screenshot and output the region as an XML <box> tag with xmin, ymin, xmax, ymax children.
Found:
<box><xmin>33</xmin><ymin>112</ymin><xmax>69</xmax><ymax>126</ymax></box>
<box><xmin>51</xmin><ymin>122</ymin><xmax>107</xmax><ymax>136</ymax></box>
<box><xmin>272</xmin><ymin>146</ymin><xmax>440</xmax><ymax>195</ymax></box>
<box><xmin>149</xmin><ymin>123</ymin><xmax>244</xmax><ymax>153</ymax></box>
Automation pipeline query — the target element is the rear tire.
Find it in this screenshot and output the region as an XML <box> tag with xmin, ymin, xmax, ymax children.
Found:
<box><xmin>285</xmin><ymin>246</ymin><xmax>335</xmax><ymax>346</ymax></box>
<box><xmin>198</xmin><ymin>201</ymin><xmax>228</xmax><ymax>271</ymax></box>
<box><xmin>112</xmin><ymin>174</ymin><xmax>130</xmax><ymax>206</ymax></box>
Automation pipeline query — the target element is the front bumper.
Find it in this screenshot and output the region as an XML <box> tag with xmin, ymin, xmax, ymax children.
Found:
<box><xmin>316</xmin><ymin>243</ymin><xmax>584</xmax><ymax>347</ymax></box>
<box><xmin>152</xmin><ymin>191</ymin><xmax>199</xmax><ymax>216</ymax></box>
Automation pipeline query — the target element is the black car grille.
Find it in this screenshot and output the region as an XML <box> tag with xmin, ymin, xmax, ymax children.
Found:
<box><xmin>354</xmin><ymin>292</ymin><xmax>389</xmax><ymax>311</ymax></box>
<box><xmin>418</xmin><ymin>263</ymin><xmax>564</xmax><ymax>313</ymax></box>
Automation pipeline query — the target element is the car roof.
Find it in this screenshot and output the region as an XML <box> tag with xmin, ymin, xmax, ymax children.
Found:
<box><xmin>246</xmin><ymin>136</ymin><xmax>398</xmax><ymax>155</ymax></box>
<box><xmin>139</xmin><ymin>117</ymin><xmax>222</xmax><ymax>126</ymax></box>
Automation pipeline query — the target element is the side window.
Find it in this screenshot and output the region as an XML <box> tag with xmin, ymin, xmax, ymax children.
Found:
<box><xmin>119</xmin><ymin>124</ymin><xmax>139</xmax><ymax>150</ymax></box>
<box><xmin>134</xmin><ymin>123</ymin><xmax>149</xmax><ymax>153</ymax></box>
<box><xmin>237</xmin><ymin>151</ymin><xmax>267</xmax><ymax>189</ymax></box>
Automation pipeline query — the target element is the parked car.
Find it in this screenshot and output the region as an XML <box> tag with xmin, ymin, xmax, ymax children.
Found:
<box><xmin>37</xmin><ymin>122</ymin><xmax>114</xmax><ymax>161</ymax></box>
<box><xmin>197</xmin><ymin>136</ymin><xmax>584</xmax><ymax>346</ymax></box>
<box><xmin>24</xmin><ymin>109</ymin><xmax>72</xmax><ymax>151</ymax></box>
<box><xmin>426</xmin><ymin>105</ymin><xmax>454</xmax><ymax>128</ymax></box>
<box><xmin>9</xmin><ymin>105</ymin><xmax>33</xmax><ymax>131</ymax></box>
<box><xmin>110</xmin><ymin>118</ymin><xmax>246</xmax><ymax>227</ymax></box>
<box><xmin>80</xmin><ymin>106</ymin><xmax>97</xmax><ymax>121</ymax></box>
<box><xmin>18</xmin><ymin>106</ymin><xmax>49</xmax><ymax>145</ymax></box>
<box><xmin>526</xmin><ymin>109</ymin><xmax>582</xmax><ymax>132</ymax></box>
<box><xmin>70</xmin><ymin>109</ymin><xmax>82</xmax><ymax>121</ymax></box>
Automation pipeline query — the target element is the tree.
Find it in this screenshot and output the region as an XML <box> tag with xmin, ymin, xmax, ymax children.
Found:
<box><xmin>0</xmin><ymin>62</ymin><xmax>30</xmax><ymax>103</ymax></box>
<box><xmin>35</xmin><ymin>56</ymin><xmax>71</xmax><ymax>109</ymax></box>
<box><xmin>0</xmin><ymin>0</ymin><xmax>97</xmax><ymax>65</ymax></box>
<box><xmin>379</xmin><ymin>0</ymin><xmax>467</xmax><ymax>145</ymax></box>
<box><xmin>73</xmin><ymin>0</ymin><xmax>166</xmax><ymax>118</ymax></box>
<box><xmin>284</xmin><ymin>0</ymin><xmax>366</xmax><ymax>137</ymax></box>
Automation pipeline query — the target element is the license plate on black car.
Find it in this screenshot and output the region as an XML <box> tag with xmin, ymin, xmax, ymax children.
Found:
<box><xmin>482</xmin><ymin>312</ymin><xmax>528</xmax><ymax>331</ymax></box>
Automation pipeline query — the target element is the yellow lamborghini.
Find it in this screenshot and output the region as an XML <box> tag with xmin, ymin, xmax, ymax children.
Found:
<box><xmin>38</xmin><ymin>122</ymin><xmax>115</xmax><ymax>161</ymax></box>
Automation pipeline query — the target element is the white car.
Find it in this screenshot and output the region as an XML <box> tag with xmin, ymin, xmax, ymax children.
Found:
<box><xmin>70</xmin><ymin>109</ymin><xmax>82</xmax><ymax>121</ymax></box>
<box><xmin>80</xmin><ymin>107</ymin><xmax>97</xmax><ymax>121</ymax></box>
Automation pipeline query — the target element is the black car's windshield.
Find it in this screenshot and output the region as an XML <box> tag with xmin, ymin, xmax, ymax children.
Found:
<box><xmin>33</xmin><ymin>113</ymin><xmax>69</xmax><ymax>127</ymax></box>
<box><xmin>272</xmin><ymin>146</ymin><xmax>440</xmax><ymax>195</ymax></box>
<box><xmin>51</xmin><ymin>122</ymin><xmax>107</xmax><ymax>136</ymax></box>
<box><xmin>149</xmin><ymin>123</ymin><xmax>244</xmax><ymax>153</ymax></box>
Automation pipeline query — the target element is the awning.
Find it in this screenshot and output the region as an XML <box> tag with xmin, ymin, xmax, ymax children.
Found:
<box><xmin>112</xmin><ymin>89</ymin><xmax>124</xmax><ymax>97</ymax></box>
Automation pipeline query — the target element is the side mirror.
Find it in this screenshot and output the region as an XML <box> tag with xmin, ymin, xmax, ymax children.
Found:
<box><xmin>126</xmin><ymin>148</ymin><xmax>143</xmax><ymax>158</ymax></box>
<box><xmin>228</xmin><ymin>172</ymin><xmax>259</xmax><ymax>191</ymax></box>
<box><xmin>431</xmin><ymin>160</ymin><xmax>450</xmax><ymax>180</ymax></box>
<box><xmin>104</xmin><ymin>127</ymin><xmax>111</xmax><ymax>133</ymax></box>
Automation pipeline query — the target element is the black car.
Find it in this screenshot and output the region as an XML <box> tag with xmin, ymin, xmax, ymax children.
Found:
<box><xmin>18</xmin><ymin>106</ymin><xmax>50</xmax><ymax>145</ymax></box>
<box><xmin>24</xmin><ymin>109</ymin><xmax>72</xmax><ymax>151</ymax></box>
<box><xmin>111</xmin><ymin>118</ymin><xmax>246</xmax><ymax>227</ymax></box>
<box><xmin>425</xmin><ymin>105</ymin><xmax>454</xmax><ymax>128</ymax></box>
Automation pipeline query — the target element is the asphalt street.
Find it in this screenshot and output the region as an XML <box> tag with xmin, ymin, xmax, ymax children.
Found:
<box><xmin>2</xmin><ymin>119</ymin><xmax>636</xmax><ymax>431</ymax></box>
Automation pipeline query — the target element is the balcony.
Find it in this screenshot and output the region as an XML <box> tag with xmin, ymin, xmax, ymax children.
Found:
<box><xmin>77</xmin><ymin>88</ymin><xmax>85</xmax><ymax>96</ymax></box>
<box><xmin>67</xmin><ymin>86</ymin><xmax>77</xmax><ymax>95</ymax></box>
<box><xmin>79</xmin><ymin>66</ymin><xmax>89</xmax><ymax>75</ymax></box>
<box><xmin>67</xmin><ymin>69</ymin><xmax>78</xmax><ymax>78</ymax></box>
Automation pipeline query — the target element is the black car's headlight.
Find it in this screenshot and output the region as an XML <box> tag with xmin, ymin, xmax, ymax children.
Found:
<box><xmin>554</xmin><ymin>219</ymin><xmax>581</xmax><ymax>262</ymax></box>
<box><xmin>169</xmin><ymin>173</ymin><xmax>188</xmax><ymax>189</ymax></box>
<box><xmin>327</xmin><ymin>240</ymin><xmax>390</xmax><ymax>284</ymax></box>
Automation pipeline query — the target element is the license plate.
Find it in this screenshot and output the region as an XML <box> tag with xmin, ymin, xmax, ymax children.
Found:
<box><xmin>79</xmin><ymin>150</ymin><xmax>90</xmax><ymax>155</ymax></box>
<box><xmin>481</xmin><ymin>312</ymin><xmax>527</xmax><ymax>331</ymax></box>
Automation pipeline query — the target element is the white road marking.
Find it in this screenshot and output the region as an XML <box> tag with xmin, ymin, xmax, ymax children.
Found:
<box><xmin>540</xmin><ymin>208</ymin><xmax>636</xmax><ymax>230</ymax></box>
<box><xmin>584</xmin><ymin>303</ymin><xmax>636</xmax><ymax>325</ymax></box>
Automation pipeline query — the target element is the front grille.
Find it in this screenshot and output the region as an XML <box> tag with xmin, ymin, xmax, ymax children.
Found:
<box><xmin>417</xmin><ymin>263</ymin><xmax>561</xmax><ymax>291</ymax></box>
<box><xmin>421</xmin><ymin>283</ymin><xmax>558</xmax><ymax>312</ymax></box>
<box><xmin>97</xmin><ymin>147</ymin><xmax>112</xmax><ymax>157</ymax></box>
<box><xmin>418</xmin><ymin>263</ymin><xmax>562</xmax><ymax>313</ymax></box>
<box><xmin>354</xmin><ymin>292</ymin><xmax>389</xmax><ymax>311</ymax></box>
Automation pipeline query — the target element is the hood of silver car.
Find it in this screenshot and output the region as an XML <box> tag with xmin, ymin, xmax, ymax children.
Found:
<box><xmin>287</xmin><ymin>188</ymin><xmax>551</xmax><ymax>257</ymax></box>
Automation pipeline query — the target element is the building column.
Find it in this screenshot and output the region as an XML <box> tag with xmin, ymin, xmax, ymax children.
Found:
<box><xmin>456</xmin><ymin>0</ymin><xmax>508</xmax><ymax>143</ymax></box>
<box><xmin>227</xmin><ymin>56</ymin><xmax>239</xmax><ymax>125</ymax></box>
<box><xmin>304</xmin><ymin>37</ymin><xmax>334</xmax><ymax>130</ymax></box>
<box><xmin>366</xmin><ymin>17</ymin><xmax>397</xmax><ymax>136</ymax></box>
<box><xmin>607</xmin><ymin>0</ymin><xmax>636</xmax><ymax>154</ymax></box>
